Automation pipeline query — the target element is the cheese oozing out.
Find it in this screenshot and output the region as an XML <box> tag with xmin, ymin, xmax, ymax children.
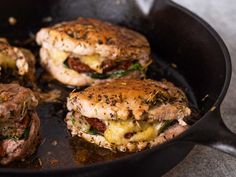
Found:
<box><xmin>68</xmin><ymin>112</ymin><xmax>168</xmax><ymax>146</ymax></box>
<box><xmin>79</xmin><ymin>54</ymin><xmax>103</xmax><ymax>73</ymax></box>
<box><xmin>104</xmin><ymin>120</ymin><xmax>160</xmax><ymax>145</ymax></box>
<box><xmin>48</xmin><ymin>48</ymin><xmax>69</xmax><ymax>66</ymax></box>
<box><xmin>0</xmin><ymin>53</ymin><xmax>29</xmax><ymax>75</ymax></box>
<box><xmin>48</xmin><ymin>48</ymin><xmax>105</xmax><ymax>73</ymax></box>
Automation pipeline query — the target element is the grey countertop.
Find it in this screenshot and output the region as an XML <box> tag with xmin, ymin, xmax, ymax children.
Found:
<box><xmin>163</xmin><ymin>0</ymin><xmax>236</xmax><ymax>177</ymax></box>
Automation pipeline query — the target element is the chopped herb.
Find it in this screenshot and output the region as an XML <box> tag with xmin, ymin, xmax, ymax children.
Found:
<box><xmin>158</xmin><ymin>120</ymin><xmax>173</xmax><ymax>134</ymax></box>
<box><xmin>63</xmin><ymin>63</ymin><xmax>69</xmax><ymax>68</ymax></box>
<box><xmin>151</xmin><ymin>92</ymin><xmax>169</xmax><ymax>106</ymax></box>
<box><xmin>21</xmin><ymin>127</ymin><xmax>30</xmax><ymax>139</ymax></box>
<box><xmin>63</xmin><ymin>60</ymin><xmax>69</xmax><ymax>68</ymax></box>
<box><xmin>0</xmin><ymin>126</ymin><xmax>31</xmax><ymax>141</ymax></box>
<box><xmin>128</xmin><ymin>62</ymin><xmax>142</xmax><ymax>70</ymax></box>
<box><xmin>87</xmin><ymin>128</ymin><xmax>98</xmax><ymax>135</ymax></box>
<box><xmin>87</xmin><ymin>73</ymin><xmax>109</xmax><ymax>79</ymax></box>
<box><xmin>110</xmin><ymin>63</ymin><xmax>143</xmax><ymax>78</ymax></box>
<box><xmin>71</xmin><ymin>115</ymin><xmax>75</xmax><ymax>125</ymax></box>
<box><xmin>87</xmin><ymin>62</ymin><xmax>143</xmax><ymax>79</ymax></box>
<box><xmin>0</xmin><ymin>134</ymin><xmax>19</xmax><ymax>141</ymax></box>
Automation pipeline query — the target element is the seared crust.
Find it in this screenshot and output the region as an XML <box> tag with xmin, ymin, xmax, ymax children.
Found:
<box><xmin>36</xmin><ymin>18</ymin><xmax>150</xmax><ymax>64</ymax></box>
<box><xmin>0</xmin><ymin>38</ymin><xmax>36</xmax><ymax>81</ymax></box>
<box><xmin>0</xmin><ymin>112</ymin><xmax>40</xmax><ymax>165</ymax></box>
<box><xmin>0</xmin><ymin>84</ymin><xmax>38</xmax><ymax>122</ymax></box>
<box><xmin>67</xmin><ymin>79</ymin><xmax>191</xmax><ymax>121</ymax></box>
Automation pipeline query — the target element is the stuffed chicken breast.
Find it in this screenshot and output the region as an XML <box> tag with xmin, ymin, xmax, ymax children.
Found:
<box><xmin>0</xmin><ymin>38</ymin><xmax>36</xmax><ymax>83</ymax></box>
<box><xmin>66</xmin><ymin>79</ymin><xmax>191</xmax><ymax>152</ymax></box>
<box><xmin>0</xmin><ymin>84</ymin><xmax>40</xmax><ymax>165</ymax></box>
<box><xmin>36</xmin><ymin>18</ymin><xmax>151</xmax><ymax>87</ymax></box>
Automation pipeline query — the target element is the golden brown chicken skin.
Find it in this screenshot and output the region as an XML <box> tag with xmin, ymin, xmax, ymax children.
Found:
<box><xmin>36</xmin><ymin>18</ymin><xmax>152</xmax><ymax>86</ymax></box>
<box><xmin>67</xmin><ymin>79</ymin><xmax>191</xmax><ymax>121</ymax></box>
<box><xmin>66</xmin><ymin>79</ymin><xmax>191</xmax><ymax>152</ymax></box>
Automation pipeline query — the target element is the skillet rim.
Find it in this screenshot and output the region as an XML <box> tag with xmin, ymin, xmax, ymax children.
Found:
<box><xmin>0</xmin><ymin>0</ymin><xmax>232</xmax><ymax>175</ymax></box>
<box><xmin>167</xmin><ymin>0</ymin><xmax>232</xmax><ymax>109</ymax></box>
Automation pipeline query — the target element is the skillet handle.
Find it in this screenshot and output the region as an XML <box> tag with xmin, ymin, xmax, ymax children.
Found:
<box><xmin>181</xmin><ymin>109</ymin><xmax>236</xmax><ymax>157</ymax></box>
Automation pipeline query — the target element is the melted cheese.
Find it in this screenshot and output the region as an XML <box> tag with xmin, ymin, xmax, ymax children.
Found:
<box><xmin>130</xmin><ymin>126</ymin><xmax>156</xmax><ymax>142</ymax></box>
<box><xmin>48</xmin><ymin>48</ymin><xmax>69</xmax><ymax>65</ymax></box>
<box><xmin>104</xmin><ymin>120</ymin><xmax>159</xmax><ymax>145</ymax></box>
<box><xmin>79</xmin><ymin>54</ymin><xmax>103</xmax><ymax>73</ymax></box>
<box><xmin>48</xmin><ymin>49</ymin><xmax>103</xmax><ymax>73</ymax></box>
<box><xmin>0</xmin><ymin>54</ymin><xmax>16</xmax><ymax>68</ymax></box>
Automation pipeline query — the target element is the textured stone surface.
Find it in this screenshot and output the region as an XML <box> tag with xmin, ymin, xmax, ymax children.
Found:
<box><xmin>163</xmin><ymin>0</ymin><xmax>236</xmax><ymax>176</ymax></box>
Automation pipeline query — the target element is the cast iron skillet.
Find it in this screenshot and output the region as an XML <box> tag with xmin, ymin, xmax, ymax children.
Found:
<box><xmin>0</xmin><ymin>0</ymin><xmax>235</xmax><ymax>176</ymax></box>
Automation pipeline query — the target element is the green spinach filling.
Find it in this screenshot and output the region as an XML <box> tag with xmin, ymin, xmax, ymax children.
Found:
<box><xmin>0</xmin><ymin>126</ymin><xmax>30</xmax><ymax>141</ymax></box>
<box><xmin>87</xmin><ymin>62</ymin><xmax>143</xmax><ymax>79</ymax></box>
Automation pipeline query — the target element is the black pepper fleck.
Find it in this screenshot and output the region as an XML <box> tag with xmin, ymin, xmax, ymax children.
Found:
<box><xmin>97</xmin><ymin>39</ymin><xmax>103</xmax><ymax>44</ymax></box>
<box><xmin>110</xmin><ymin>113</ymin><xmax>114</xmax><ymax>118</ymax></box>
<box><xmin>88</xmin><ymin>94</ymin><xmax>93</xmax><ymax>99</ymax></box>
